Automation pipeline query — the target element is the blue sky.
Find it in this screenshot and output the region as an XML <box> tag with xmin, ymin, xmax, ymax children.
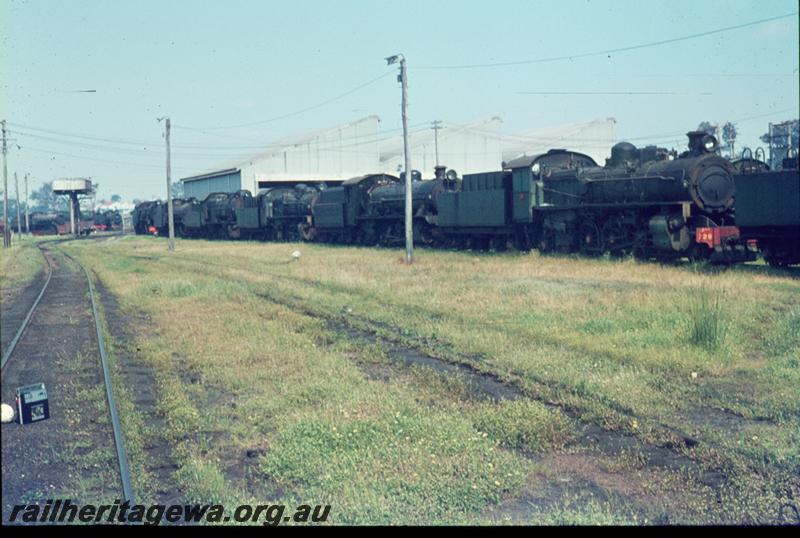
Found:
<box><xmin>1</xmin><ymin>0</ymin><xmax>798</xmax><ymax>199</ymax></box>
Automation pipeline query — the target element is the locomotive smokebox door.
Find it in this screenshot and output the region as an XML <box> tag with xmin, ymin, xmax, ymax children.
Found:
<box><xmin>15</xmin><ymin>383</ymin><xmax>50</xmax><ymax>425</ymax></box>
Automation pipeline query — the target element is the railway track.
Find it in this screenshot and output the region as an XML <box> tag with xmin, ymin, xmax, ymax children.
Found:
<box><xmin>1</xmin><ymin>246</ymin><xmax>53</xmax><ymax>370</ymax></box>
<box><xmin>1</xmin><ymin>242</ymin><xmax>134</xmax><ymax>505</ymax></box>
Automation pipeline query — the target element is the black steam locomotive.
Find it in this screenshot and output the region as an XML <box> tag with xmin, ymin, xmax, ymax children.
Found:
<box><xmin>527</xmin><ymin>131</ymin><xmax>746</xmax><ymax>261</ymax></box>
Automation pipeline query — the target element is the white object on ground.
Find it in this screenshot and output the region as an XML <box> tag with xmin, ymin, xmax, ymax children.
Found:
<box><xmin>1</xmin><ymin>403</ymin><xmax>14</xmax><ymax>423</ymax></box>
<box><xmin>291</xmin><ymin>250</ymin><xmax>301</xmax><ymax>261</ymax></box>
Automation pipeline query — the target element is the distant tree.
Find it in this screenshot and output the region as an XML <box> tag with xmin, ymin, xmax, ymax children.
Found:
<box><xmin>722</xmin><ymin>122</ymin><xmax>737</xmax><ymax>159</ymax></box>
<box><xmin>171</xmin><ymin>181</ymin><xmax>184</xmax><ymax>199</ymax></box>
<box><xmin>30</xmin><ymin>181</ymin><xmax>67</xmax><ymax>212</ymax></box>
<box><xmin>697</xmin><ymin>121</ymin><xmax>719</xmax><ymax>137</ymax></box>
<box><xmin>0</xmin><ymin>198</ymin><xmax>21</xmax><ymax>219</ymax></box>
<box><xmin>111</xmin><ymin>194</ymin><xmax>122</xmax><ymax>203</ymax></box>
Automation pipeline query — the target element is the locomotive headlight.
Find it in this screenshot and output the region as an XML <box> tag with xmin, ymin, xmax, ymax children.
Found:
<box><xmin>531</xmin><ymin>163</ymin><xmax>541</xmax><ymax>175</ymax></box>
<box><xmin>702</xmin><ymin>134</ymin><xmax>719</xmax><ymax>152</ymax></box>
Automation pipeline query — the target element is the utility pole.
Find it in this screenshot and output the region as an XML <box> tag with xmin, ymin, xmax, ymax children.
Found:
<box><xmin>386</xmin><ymin>54</ymin><xmax>413</xmax><ymax>264</ymax></box>
<box><xmin>2</xmin><ymin>120</ymin><xmax>9</xmax><ymax>248</ymax></box>
<box><xmin>158</xmin><ymin>117</ymin><xmax>176</xmax><ymax>251</ymax></box>
<box><xmin>14</xmin><ymin>172</ymin><xmax>22</xmax><ymax>241</ymax></box>
<box><xmin>24</xmin><ymin>173</ymin><xmax>30</xmax><ymax>238</ymax></box>
<box><xmin>431</xmin><ymin>120</ymin><xmax>442</xmax><ymax>167</ymax></box>
<box><xmin>70</xmin><ymin>193</ymin><xmax>78</xmax><ymax>237</ymax></box>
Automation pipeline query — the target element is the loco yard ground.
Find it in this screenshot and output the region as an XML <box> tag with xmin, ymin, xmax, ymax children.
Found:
<box><xmin>1</xmin><ymin>234</ymin><xmax>798</xmax><ymax>524</ymax></box>
<box><xmin>1</xmin><ymin>238</ymin><xmax>132</xmax><ymax>521</ymax></box>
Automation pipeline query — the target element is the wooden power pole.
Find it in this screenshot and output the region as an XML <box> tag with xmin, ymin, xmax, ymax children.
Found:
<box><xmin>386</xmin><ymin>54</ymin><xmax>413</xmax><ymax>264</ymax></box>
<box><xmin>2</xmin><ymin>120</ymin><xmax>9</xmax><ymax>248</ymax></box>
<box><xmin>14</xmin><ymin>172</ymin><xmax>22</xmax><ymax>240</ymax></box>
<box><xmin>24</xmin><ymin>173</ymin><xmax>30</xmax><ymax>238</ymax></box>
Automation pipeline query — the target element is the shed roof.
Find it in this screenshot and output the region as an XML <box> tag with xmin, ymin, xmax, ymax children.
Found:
<box><xmin>181</xmin><ymin>168</ymin><xmax>239</xmax><ymax>183</ymax></box>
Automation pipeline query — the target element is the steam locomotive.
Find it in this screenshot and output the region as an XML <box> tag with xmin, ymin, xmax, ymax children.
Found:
<box><xmin>522</xmin><ymin>131</ymin><xmax>746</xmax><ymax>262</ymax></box>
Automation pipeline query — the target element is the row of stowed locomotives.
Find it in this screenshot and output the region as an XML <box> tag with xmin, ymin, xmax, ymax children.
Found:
<box><xmin>310</xmin><ymin>131</ymin><xmax>749</xmax><ymax>262</ymax></box>
<box><xmin>132</xmin><ymin>186</ymin><xmax>318</xmax><ymax>242</ymax></box>
<box><xmin>132</xmin><ymin>131</ymin><xmax>800</xmax><ymax>266</ymax></box>
<box><xmin>5</xmin><ymin>209</ymin><xmax>123</xmax><ymax>235</ymax></box>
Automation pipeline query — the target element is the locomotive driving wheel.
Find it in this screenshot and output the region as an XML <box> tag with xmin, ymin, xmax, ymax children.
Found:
<box><xmin>414</xmin><ymin>221</ymin><xmax>435</xmax><ymax>245</ymax></box>
<box><xmin>538</xmin><ymin>230</ymin><xmax>556</xmax><ymax>255</ymax></box>
<box><xmin>601</xmin><ymin>218</ymin><xmax>630</xmax><ymax>256</ymax></box>
<box><xmin>579</xmin><ymin>221</ymin><xmax>603</xmax><ymax>256</ymax></box>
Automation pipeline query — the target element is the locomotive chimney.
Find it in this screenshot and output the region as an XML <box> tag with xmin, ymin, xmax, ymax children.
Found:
<box><xmin>434</xmin><ymin>166</ymin><xmax>446</xmax><ymax>180</ymax></box>
<box><xmin>687</xmin><ymin>131</ymin><xmax>719</xmax><ymax>155</ymax></box>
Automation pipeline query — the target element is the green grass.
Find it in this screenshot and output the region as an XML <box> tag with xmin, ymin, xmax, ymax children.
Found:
<box><xmin>55</xmin><ymin>236</ymin><xmax>800</xmax><ymax>524</ymax></box>
<box><xmin>0</xmin><ymin>238</ymin><xmax>44</xmax><ymax>302</ymax></box>
<box><xmin>688</xmin><ymin>283</ymin><xmax>728</xmax><ymax>350</ymax></box>
<box><xmin>471</xmin><ymin>400</ymin><xmax>575</xmax><ymax>453</ymax></box>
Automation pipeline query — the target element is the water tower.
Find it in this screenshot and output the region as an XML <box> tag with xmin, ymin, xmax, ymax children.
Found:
<box><xmin>52</xmin><ymin>178</ymin><xmax>92</xmax><ymax>237</ymax></box>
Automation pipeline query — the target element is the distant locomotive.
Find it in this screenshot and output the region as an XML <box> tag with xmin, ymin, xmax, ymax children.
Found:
<box><xmin>25</xmin><ymin>210</ymin><xmax>93</xmax><ymax>235</ymax></box>
<box><xmin>306</xmin><ymin>170</ymin><xmax>458</xmax><ymax>245</ymax></box>
<box><xmin>236</xmin><ymin>185</ymin><xmax>317</xmax><ymax>241</ymax></box>
<box><xmin>132</xmin><ymin>200</ymin><xmax>164</xmax><ymax>235</ymax></box>
<box><xmin>29</xmin><ymin>211</ymin><xmax>70</xmax><ymax>235</ymax></box>
<box><xmin>307</xmin><ymin>173</ymin><xmax>399</xmax><ymax>244</ymax></box>
<box><xmin>92</xmin><ymin>209</ymin><xmax>123</xmax><ymax>231</ymax></box>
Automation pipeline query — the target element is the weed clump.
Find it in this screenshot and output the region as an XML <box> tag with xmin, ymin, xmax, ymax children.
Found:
<box><xmin>689</xmin><ymin>284</ymin><xmax>728</xmax><ymax>350</ymax></box>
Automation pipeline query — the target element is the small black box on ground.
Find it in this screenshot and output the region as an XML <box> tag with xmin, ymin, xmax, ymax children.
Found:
<box><xmin>16</xmin><ymin>383</ymin><xmax>50</xmax><ymax>425</ymax></box>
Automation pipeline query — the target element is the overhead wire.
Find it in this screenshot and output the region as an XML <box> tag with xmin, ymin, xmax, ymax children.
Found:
<box><xmin>21</xmin><ymin>146</ymin><xmax>197</xmax><ymax>173</ymax></box>
<box><xmin>173</xmin><ymin>70</ymin><xmax>396</xmax><ymax>131</ymax></box>
<box><xmin>414</xmin><ymin>12</ymin><xmax>798</xmax><ymax>70</ymax></box>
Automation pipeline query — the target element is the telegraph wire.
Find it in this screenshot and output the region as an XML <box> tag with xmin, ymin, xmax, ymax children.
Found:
<box><xmin>174</xmin><ymin>70</ymin><xmax>396</xmax><ymax>131</ymax></box>
<box><xmin>518</xmin><ymin>91</ymin><xmax>713</xmax><ymax>96</ymax></box>
<box><xmin>10</xmin><ymin>103</ymin><xmax>797</xmax><ymax>165</ymax></box>
<box><xmin>415</xmin><ymin>12</ymin><xmax>798</xmax><ymax>70</ymax></box>
<box><xmin>7</xmin><ymin>120</ymin><xmax>431</xmax><ymax>154</ymax></box>
<box><xmin>22</xmin><ymin>146</ymin><xmax>196</xmax><ymax>173</ymax></box>
<box><xmin>7</xmin><ymin>122</ymin><xmax>161</xmax><ymax>147</ymax></box>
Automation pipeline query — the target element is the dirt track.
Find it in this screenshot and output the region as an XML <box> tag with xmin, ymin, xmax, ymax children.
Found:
<box><xmin>1</xmin><ymin>248</ymin><xmax>119</xmax><ymax>521</ymax></box>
